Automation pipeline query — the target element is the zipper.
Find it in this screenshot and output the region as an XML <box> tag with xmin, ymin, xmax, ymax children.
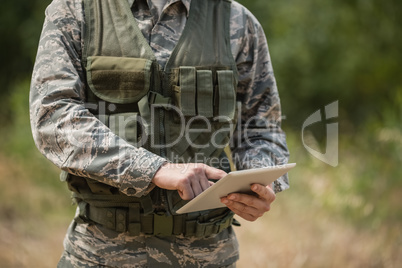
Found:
<box><xmin>158</xmin><ymin>69</ymin><xmax>167</xmax><ymax>159</ymax></box>
<box><xmin>159</xmin><ymin>109</ymin><xmax>166</xmax><ymax>158</ymax></box>
<box><xmin>159</xmin><ymin>108</ymin><xmax>169</xmax><ymax>214</ymax></box>
<box><xmin>158</xmin><ymin>71</ymin><xmax>169</xmax><ymax>214</ymax></box>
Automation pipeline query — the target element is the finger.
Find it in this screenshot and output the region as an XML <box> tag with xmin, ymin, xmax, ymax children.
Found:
<box><xmin>198</xmin><ymin>173</ymin><xmax>211</xmax><ymax>191</ymax></box>
<box><xmin>228</xmin><ymin>205</ymin><xmax>259</xmax><ymax>222</ymax></box>
<box><xmin>204</xmin><ymin>165</ymin><xmax>227</xmax><ymax>180</ymax></box>
<box><xmin>226</xmin><ymin>193</ymin><xmax>268</xmax><ymax>211</ymax></box>
<box><xmin>191</xmin><ymin>179</ymin><xmax>204</xmax><ymax>197</ymax></box>
<box><xmin>178</xmin><ymin>181</ymin><xmax>195</xmax><ymax>200</ymax></box>
<box><xmin>251</xmin><ymin>184</ymin><xmax>276</xmax><ymax>203</ymax></box>
<box><xmin>229</xmin><ymin>199</ymin><xmax>261</xmax><ymax>215</ymax></box>
<box><xmin>226</xmin><ymin>194</ymin><xmax>268</xmax><ymax>213</ymax></box>
<box><xmin>221</xmin><ymin>198</ymin><xmax>260</xmax><ymax>221</ymax></box>
<box><xmin>188</xmin><ymin>166</ymin><xmax>210</xmax><ymax>194</ymax></box>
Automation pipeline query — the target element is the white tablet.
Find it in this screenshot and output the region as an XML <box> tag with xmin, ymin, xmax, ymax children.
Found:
<box><xmin>176</xmin><ymin>163</ymin><xmax>296</xmax><ymax>214</ymax></box>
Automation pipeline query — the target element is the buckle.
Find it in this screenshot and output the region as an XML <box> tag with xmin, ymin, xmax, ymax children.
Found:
<box><xmin>153</xmin><ymin>213</ymin><xmax>173</xmax><ymax>236</ymax></box>
<box><xmin>75</xmin><ymin>201</ymin><xmax>90</xmax><ymax>224</ymax></box>
<box><xmin>216</xmin><ymin>215</ymin><xmax>234</xmax><ymax>233</ymax></box>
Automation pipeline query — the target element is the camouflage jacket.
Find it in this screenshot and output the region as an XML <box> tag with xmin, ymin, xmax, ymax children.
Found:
<box><xmin>30</xmin><ymin>0</ymin><xmax>289</xmax><ymax>266</ymax></box>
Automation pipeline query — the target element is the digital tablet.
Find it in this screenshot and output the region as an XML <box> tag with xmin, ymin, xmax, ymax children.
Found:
<box><xmin>176</xmin><ymin>163</ymin><xmax>296</xmax><ymax>214</ymax></box>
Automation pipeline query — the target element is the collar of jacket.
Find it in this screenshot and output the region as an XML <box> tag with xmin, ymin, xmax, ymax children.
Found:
<box><xmin>128</xmin><ymin>0</ymin><xmax>191</xmax><ymax>16</ymax></box>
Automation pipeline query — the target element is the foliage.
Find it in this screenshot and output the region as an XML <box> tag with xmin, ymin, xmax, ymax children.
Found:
<box><xmin>0</xmin><ymin>0</ymin><xmax>51</xmax><ymax>123</ymax></box>
<box><xmin>1</xmin><ymin>0</ymin><xmax>401</xmax><ymax>128</ymax></box>
<box><xmin>238</xmin><ymin>0</ymin><xmax>401</xmax><ymax>130</ymax></box>
<box><xmin>236</xmin><ymin>0</ymin><xmax>402</xmax><ymax>231</ymax></box>
<box><xmin>0</xmin><ymin>2</ymin><xmax>400</xmax><ymax>266</ymax></box>
<box><xmin>287</xmin><ymin>130</ymin><xmax>402</xmax><ymax>230</ymax></box>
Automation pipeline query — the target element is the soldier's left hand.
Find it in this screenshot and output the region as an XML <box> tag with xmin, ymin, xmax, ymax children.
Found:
<box><xmin>220</xmin><ymin>184</ymin><xmax>276</xmax><ymax>222</ymax></box>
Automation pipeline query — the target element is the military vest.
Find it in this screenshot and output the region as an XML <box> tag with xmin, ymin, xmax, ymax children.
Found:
<box><xmin>63</xmin><ymin>0</ymin><xmax>239</xmax><ymax>235</ymax></box>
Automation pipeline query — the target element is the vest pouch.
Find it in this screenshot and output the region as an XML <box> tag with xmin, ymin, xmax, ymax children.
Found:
<box><xmin>176</xmin><ymin>66</ymin><xmax>197</xmax><ymax>116</ymax></box>
<box><xmin>196</xmin><ymin>70</ymin><xmax>214</xmax><ymax>118</ymax></box>
<box><xmin>166</xmin><ymin>66</ymin><xmax>235</xmax><ymax>161</ymax></box>
<box><xmin>216</xmin><ymin>70</ymin><xmax>236</xmax><ymax>120</ymax></box>
<box><xmin>172</xmin><ymin>67</ymin><xmax>236</xmax><ymax>119</ymax></box>
<box><xmin>86</xmin><ymin>56</ymin><xmax>153</xmax><ymax>104</ymax></box>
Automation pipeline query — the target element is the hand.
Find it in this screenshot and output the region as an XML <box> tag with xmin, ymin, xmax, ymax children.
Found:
<box><xmin>152</xmin><ymin>163</ymin><xmax>227</xmax><ymax>200</ymax></box>
<box><xmin>220</xmin><ymin>184</ymin><xmax>276</xmax><ymax>222</ymax></box>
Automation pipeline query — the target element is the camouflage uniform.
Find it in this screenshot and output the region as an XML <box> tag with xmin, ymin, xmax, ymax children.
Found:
<box><xmin>30</xmin><ymin>0</ymin><xmax>289</xmax><ymax>267</ymax></box>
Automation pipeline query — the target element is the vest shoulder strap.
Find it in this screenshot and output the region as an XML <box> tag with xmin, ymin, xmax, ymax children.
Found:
<box><xmin>165</xmin><ymin>0</ymin><xmax>237</xmax><ymax>73</ymax></box>
<box><xmin>82</xmin><ymin>0</ymin><xmax>156</xmax><ymax>64</ymax></box>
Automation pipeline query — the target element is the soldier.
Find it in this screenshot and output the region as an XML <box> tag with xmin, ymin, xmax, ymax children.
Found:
<box><xmin>30</xmin><ymin>0</ymin><xmax>290</xmax><ymax>267</ymax></box>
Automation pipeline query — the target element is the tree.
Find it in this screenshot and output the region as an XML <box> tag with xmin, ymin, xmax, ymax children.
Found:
<box><xmin>238</xmin><ymin>0</ymin><xmax>401</xmax><ymax>130</ymax></box>
<box><xmin>0</xmin><ymin>0</ymin><xmax>51</xmax><ymax>123</ymax></box>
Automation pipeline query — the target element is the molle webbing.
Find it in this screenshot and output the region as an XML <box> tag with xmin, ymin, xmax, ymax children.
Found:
<box><xmin>75</xmin><ymin>199</ymin><xmax>235</xmax><ymax>237</ymax></box>
<box><xmin>178</xmin><ymin>67</ymin><xmax>197</xmax><ymax>116</ymax></box>
<box><xmin>196</xmin><ymin>70</ymin><xmax>214</xmax><ymax>118</ymax></box>
<box><xmin>73</xmin><ymin>0</ymin><xmax>239</xmax><ymax>223</ymax></box>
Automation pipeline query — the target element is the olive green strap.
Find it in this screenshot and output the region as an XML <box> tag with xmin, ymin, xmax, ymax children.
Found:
<box><xmin>217</xmin><ymin>70</ymin><xmax>236</xmax><ymax>120</ymax></box>
<box><xmin>149</xmin><ymin>92</ymin><xmax>171</xmax><ymax>108</ymax></box>
<box><xmin>83</xmin><ymin>0</ymin><xmax>155</xmax><ymax>61</ymax></box>
<box><xmin>164</xmin><ymin>0</ymin><xmax>237</xmax><ymax>74</ymax></box>
<box><xmin>179</xmin><ymin>67</ymin><xmax>197</xmax><ymax>116</ymax></box>
<box><xmin>224</xmin><ymin>145</ymin><xmax>237</xmax><ymax>171</ymax></box>
<box><xmin>76</xmin><ymin>201</ymin><xmax>235</xmax><ymax>237</ymax></box>
<box><xmin>137</xmin><ymin>94</ymin><xmax>153</xmax><ymax>151</ymax></box>
<box><xmin>72</xmin><ymin>192</ymin><xmax>146</xmax><ymax>206</ymax></box>
<box><xmin>127</xmin><ymin>203</ymin><xmax>141</xmax><ymax>235</ymax></box>
<box><xmin>197</xmin><ymin>70</ymin><xmax>214</xmax><ymax>118</ymax></box>
<box><xmin>154</xmin><ymin>213</ymin><xmax>174</xmax><ymax>236</ymax></box>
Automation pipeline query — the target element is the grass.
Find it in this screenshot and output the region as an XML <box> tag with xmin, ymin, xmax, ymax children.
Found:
<box><xmin>0</xmin><ymin>154</ymin><xmax>73</xmax><ymax>267</ymax></box>
<box><xmin>235</xmin><ymin>128</ymin><xmax>402</xmax><ymax>267</ymax></box>
<box><xmin>0</xmin><ymin>82</ymin><xmax>401</xmax><ymax>267</ymax></box>
<box><xmin>1</xmin><ymin>131</ymin><xmax>400</xmax><ymax>267</ymax></box>
<box><xmin>1</xmin><ymin>145</ymin><xmax>401</xmax><ymax>267</ymax></box>
<box><xmin>236</xmin><ymin>169</ymin><xmax>402</xmax><ymax>268</ymax></box>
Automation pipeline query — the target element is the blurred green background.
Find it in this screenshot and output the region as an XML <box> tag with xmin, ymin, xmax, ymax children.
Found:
<box><xmin>0</xmin><ymin>0</ymin><xmax>401</xmax><ymax>267</ymax></box>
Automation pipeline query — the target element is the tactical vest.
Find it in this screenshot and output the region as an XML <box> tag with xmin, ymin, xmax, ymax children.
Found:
<box><xmin>63</xmin><ymin>0</ymin><xmax>239</xmax><ymax>237</ymax></box>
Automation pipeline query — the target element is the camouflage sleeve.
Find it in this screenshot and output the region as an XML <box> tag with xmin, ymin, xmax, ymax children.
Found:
<box><xmin>230</xmin><ymin>2</ymin><xmax>290</xmax><ymax>192</ymax></box>
<box><xmin>29</xmin><ymin>0</ymin><xmax>166</xmax><ymax>197</ymax></box>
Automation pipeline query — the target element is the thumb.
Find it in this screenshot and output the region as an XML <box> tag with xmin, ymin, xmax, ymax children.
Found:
<box><xmin>204</xmin><ymin>166</ymin><xmax>227</xmax><ymax>180</ymax></box>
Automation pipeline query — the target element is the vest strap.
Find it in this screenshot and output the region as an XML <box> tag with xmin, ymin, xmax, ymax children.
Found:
<box><xmin>76</xmin><ymin>200</ymin><xmax>234</xmax><ymax>237</ymax></box>
<box><xmin>217</xmin><ymin>70</ymin><xmax>236</xmax><ymax>120</ymax></box>
<box><xmin>197</xmin><ymin>70</ymin><xmax>214</xmax><ymax>118</ymax></box>
<box><xmin>178</xmin><ymin>67</ymin><xmax>197</xmax><ymax>116</ymax></box>
<box><xmin>149</xmin><ymin>91</ymin><xmax>172</xmax><ymax>108</ymax></box>
<box><xmin>137</xmin><ymin>94</ymin><xmax>152</xmax><ymax>150</ymax></box>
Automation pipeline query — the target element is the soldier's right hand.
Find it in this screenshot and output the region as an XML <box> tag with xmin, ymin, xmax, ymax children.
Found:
<box><xmin>152</xmin><ymin>163</ymin><xmax>227</xmax><ymax>200</ymax></box>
